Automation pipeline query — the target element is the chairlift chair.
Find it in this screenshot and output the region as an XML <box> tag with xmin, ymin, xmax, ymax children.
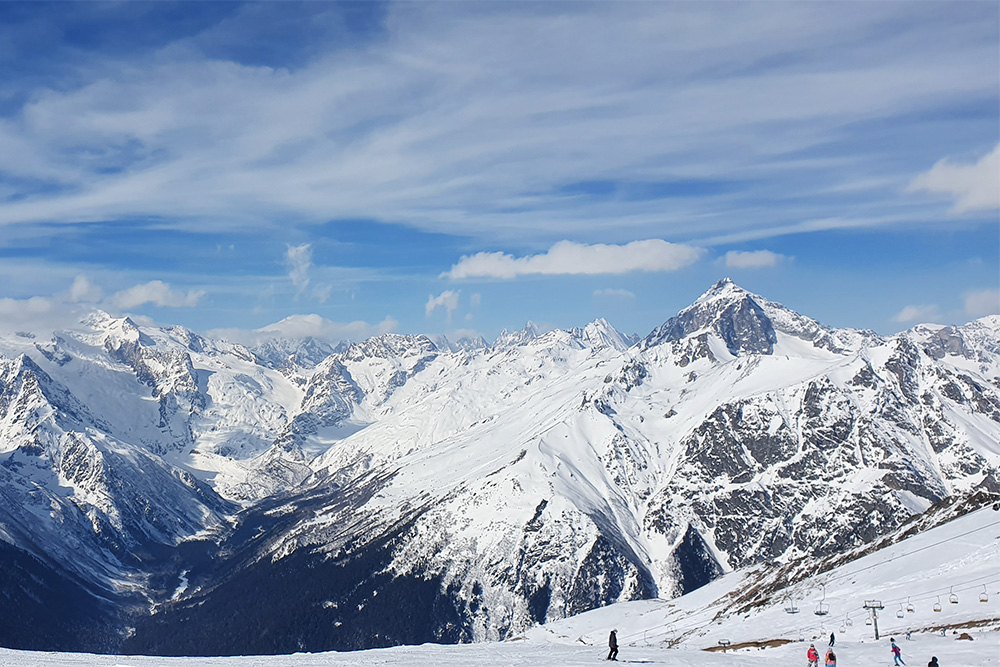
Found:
<box><xmin>896</xmin><ymin>604</ymin><xmax>904</xmax><ymax>619</ymax></box>
<box><xmin>933</xmin><ymin>596</ymin><xmax>942</xmax><ymax>612</ymax></box>
<box><xmin>845</xmin><ymin>613</ymin><xmax>854</xmax><ymax>628</ymax></box>
<box><xmin>815</xmin><ymin>602</ymin><xmax>830</xmax><ymax>616</ymax></box>
<box><xmin>980</xmin><ymin>586</ymin><xmax>989</xmax><ymax>603</ymax></box>
<box><xmin>906</xmin><ymin>597</ymin><xmax>914</xmax><ymax>613</ymax></box>
<box><xmin>949</xmin><ymin>587</ymin><xmax>958</xmax><ymax>604</ymax></box>
<box><xmin>865</xmin><ymin>616</ymin><xmax>873</xmax><ymax>626</ymax></box>
<box><xmin>784</xmin><ymin>596</ymin><xmax>800</xmax><ymax>614</ymax></box>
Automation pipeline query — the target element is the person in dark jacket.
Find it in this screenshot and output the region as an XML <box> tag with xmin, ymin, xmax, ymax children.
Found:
<box><xmin>607</xmin><ymin>629</ymin><xmax>619</xmax><ymax>661</ymax></box>
<box><xmin>928</xmin><ymin>657</ymin><xmax>939</xmax><ymax>667</ymax></box>
<box><xmin>829</xmin><ymin>631</ymin><xmax>835</xmax><ymax>646</ymax></box>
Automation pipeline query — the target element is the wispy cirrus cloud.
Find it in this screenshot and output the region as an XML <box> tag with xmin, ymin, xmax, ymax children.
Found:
<box><xmin>443</xmin><ymin>240</ymin><xmax>703</xmax><ymax>280</ymax></box>
<box><xmin>0</xmin><ymin>3</ymin><xmax>994</xmax><ymax>247</ymax></box>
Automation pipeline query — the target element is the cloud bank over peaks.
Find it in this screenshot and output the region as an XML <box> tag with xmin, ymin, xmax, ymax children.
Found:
<box><xmin>211</xmin><ymin>313</ymin><xmax>399</xmax><ymax>346</ymax></box>
<box><xmin>443</xmin><ymin>240</ymin><xmax>703</xmax><ymax>280</ymax></box>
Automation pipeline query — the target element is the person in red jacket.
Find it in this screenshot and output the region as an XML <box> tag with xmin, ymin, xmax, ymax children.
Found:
<box><xmin>808</xmin><ymin>644</ymin><xmax>820</xmax><ymax>667</ymax></box>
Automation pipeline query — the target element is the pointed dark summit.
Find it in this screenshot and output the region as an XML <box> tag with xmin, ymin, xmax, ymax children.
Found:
<box><xmin>642</xmin><ymin>279</ymin><xmax>777</xmax><ymax>355</ymax></box>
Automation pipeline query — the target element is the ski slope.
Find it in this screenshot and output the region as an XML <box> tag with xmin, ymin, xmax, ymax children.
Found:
<box><xmin>2</xmin><ymin>503</ymin><xmax>996</xmax><ymax>666</ymax></box>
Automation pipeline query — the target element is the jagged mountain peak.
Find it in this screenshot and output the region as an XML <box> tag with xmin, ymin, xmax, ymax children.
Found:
<box><xmin>341</xmin><ymin>332</ymin><xmax>438</xmax><ymax>362</ymax></box>
<box><xmin>493</xmin><ymin>321</ymin><xmax>542</xmax><ymax>349</ymax></box>
<box><xmin>642</xmin><ymin>279</ymin><xmax>875</xmax><ymax>357</ymax></box>
<box><xmin>573</xmin><ymin>318</ymin><xmax>634</xmax><ymax>351</ymax></box>
<box><xmin>643</xmin><ymin>280</ymin><xmax>776</xmax><ymax>356</ymax></box>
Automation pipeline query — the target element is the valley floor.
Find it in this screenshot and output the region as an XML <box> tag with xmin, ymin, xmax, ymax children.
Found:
<box><xmin>1</xmin><ymin>630</ymin><xmax>997</xmax><ymax>667</ymax></box>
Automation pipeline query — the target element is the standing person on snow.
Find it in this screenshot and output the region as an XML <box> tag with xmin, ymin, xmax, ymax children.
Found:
<box><xmin>825</xmin><ymin>649</ymin><xmax>837</xmax><ymax>667</ymax></box>
<box><xmin>607</xmin><ymin>629</ymin><xmax>619</xmax><ymax>661</ymax></box>
<box><xmin>891</xmin><ymin>638</ymin><xmax>906</xmax><ymax>666</ymax></box>
<box><xmin>829</xmin><ymin>631</ymin><xmax>836</xmax><ymax>647</ymax></box>
<box><xmin>808</xmin><ymin>643</ymin><xmax>820</xmax><ymax>667</ymax></box>
<box><xmin>928</xmin><ymin>657</ymin><xmax>939</xmax><ymax>667</ymax></box>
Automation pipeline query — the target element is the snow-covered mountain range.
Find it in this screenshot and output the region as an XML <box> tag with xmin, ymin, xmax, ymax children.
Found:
<box><xmin>0</xmin><ymin>279</ymin><xmax>997</xmax><ymax>655</ymax></box>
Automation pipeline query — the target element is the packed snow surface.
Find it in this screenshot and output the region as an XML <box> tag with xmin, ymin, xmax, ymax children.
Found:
<box><xmin>2</xmin><ymin>503</ymin><xmax>997</xmax><ymax>666</ymax></box>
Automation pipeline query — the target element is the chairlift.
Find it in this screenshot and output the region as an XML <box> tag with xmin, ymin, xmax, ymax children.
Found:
<box><xmin>949</xmin><ymin>587</ymin><xmax>958</xmax><ymax>604</ymax></box>
<box><xmin>784</xmin><ymin>596</ymin><xmax>800</xmax><ymax>614</ymax></box>
<box><xmin>865</xmin><ymin>616</ymin><xmax>873</xmax><ymax>626</ymax></box>
<box><xmin>906</xmin><ymin>597</ymin><xmax>914</xmax><ymax>613</ymax></box>
<box><xmin>839</xmin><ymin>625</ymin><xmax>846</xmax><ymax>634</ymax></box>
<box><xmin>896</xmin><ymin>604</ymin><xmax>904</xmax><ymax>619</ymax></box>
<box><xmin>980</xmin><ymin>586</ymin><xmax>989</xmax><ymax>603</ymax></box>
<box><xmin>814</xmin><ymin>583</ymin><xmax>830</xmax><ymax>616</ymax></box>
<box><xmin>844</xmin><ymin>613</ymin><xmax>854</xmax><ymax>628</ymax></box>
<box><xmin>933</xmin><ymin>596</ymin><xmax>942</xmax><ymax>612</ymax></box>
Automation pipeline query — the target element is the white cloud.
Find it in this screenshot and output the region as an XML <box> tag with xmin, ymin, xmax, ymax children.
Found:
<box><xmin>68</xmin><ymin>274</ymin><xmax>103</xmax><ymax>303</ymax></box>
<box><xmin>964</xmin><ymin>289</ymin><xmax>1000</xmax><ymax>317</ymax></box>
<box><xmin>0</xmin><ymin>295</ymin><xmax>90</xmax><ymax>336</ymax></box>
<box><xmin>111</xmin><ymin>280</ymin><xmax>206</xmax><ymax>309</ymax></box>
<box><xmin>0</xmin><ymin>3</ymin><xmax>993</xmax><ymax>248</ymax></box>
<box><xmin>285</xmin><ymin>244</ymin><xmax>312</xmax><ymax>295</ymax></box>
<box><xmin>213</xmin><ymin>314</ymin><xmax>398</xmax><ymax>345</ymax></box>
<box><xmin>426</xmin><ymin>290</ymin><xmax>460</xmax><ymax>320</ymax></box>
<box><xmin>593</xmin><ymin>288</ymin><xmax>636</xmax><ymax>299</ymax></box>
<box><xmin>312</xmin><ymin>284</ymin><xmax>332</xmax><ymax>304</ymax></box>
<box><xmin>892</xmin><ymin>304</ymin><xmax>941</xmax><ymax>323</ymax></box>
<box><xmin>908</xmin><ymin>143</ymin><xmax>1000</xmax><ymax>213</ymax></box>
<box><xmin>444</xmin><ymin>240</ymin><xmax>703</xmax><ymax>280</ymax></box>
<box><xmin>724</xmin><ymin>249</ymin><xmax>786</xmax><ymax>269</ymax></box>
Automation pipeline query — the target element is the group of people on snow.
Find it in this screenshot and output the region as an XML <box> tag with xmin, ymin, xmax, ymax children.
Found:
<box><xmin>605</xmin><ymin>627</ymin><xmax>941</xmax><ymax>664</ymax></box>
<box><xmin>807</xmin><ymin>642</ymin><xmax>837</xmax><ymax>667</ymax></box>
<box><xmin>806</xmin><ymin>637</ymin><xmax>939</xmax><ymax>667</ymax></box>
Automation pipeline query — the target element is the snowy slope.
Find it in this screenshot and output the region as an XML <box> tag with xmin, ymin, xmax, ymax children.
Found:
<box><xmin>0</xmin><ymin>281</ymin><xmax>998</xmax><ymax>654</ymax></box>
<box><xmin>1</xmin><ymin>496</ymin><xmax>997</xmax><ymax>665</ymax></box>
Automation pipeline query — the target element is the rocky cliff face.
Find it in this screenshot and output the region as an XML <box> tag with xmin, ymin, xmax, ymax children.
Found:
<box><xmin>0</xmin><ymin>284</ymin><xmax>997</xmax><ymax>654</ymax></box>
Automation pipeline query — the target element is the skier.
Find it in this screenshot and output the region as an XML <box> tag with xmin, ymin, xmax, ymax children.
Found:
<box><xmin>891</xmin><ymin>638</ymin><xmax>906</xmax><ymax>666</ymax></box>
<box><xmin>825</xmin><ymin>649</ymin><xmax>837</xmax><ymax>667</ymax></box>
<box><xmin>808</xmin><ymin>643</ymin><xmax>820</xmax><ymax>667</ymax></box>
<box><xmin>607</xmin><ymin>629</ymin><xmax>619</xmax><ymax>661</ymax></box>
<box><xmin>829</xmin><ymin>631</ymin><xmax>836</xmax><ymax>647</ymax></box>
<box><xmin>928</xmin><ymin>657</ymin><xmax>939</xmax><ymax>667</ymax></box>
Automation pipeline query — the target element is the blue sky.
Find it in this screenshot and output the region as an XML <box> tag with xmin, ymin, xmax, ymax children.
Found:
<box><xmin>0</xmin><ymin>1</ymin><xmax>997</xmax><ymax>343</ymax></box>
